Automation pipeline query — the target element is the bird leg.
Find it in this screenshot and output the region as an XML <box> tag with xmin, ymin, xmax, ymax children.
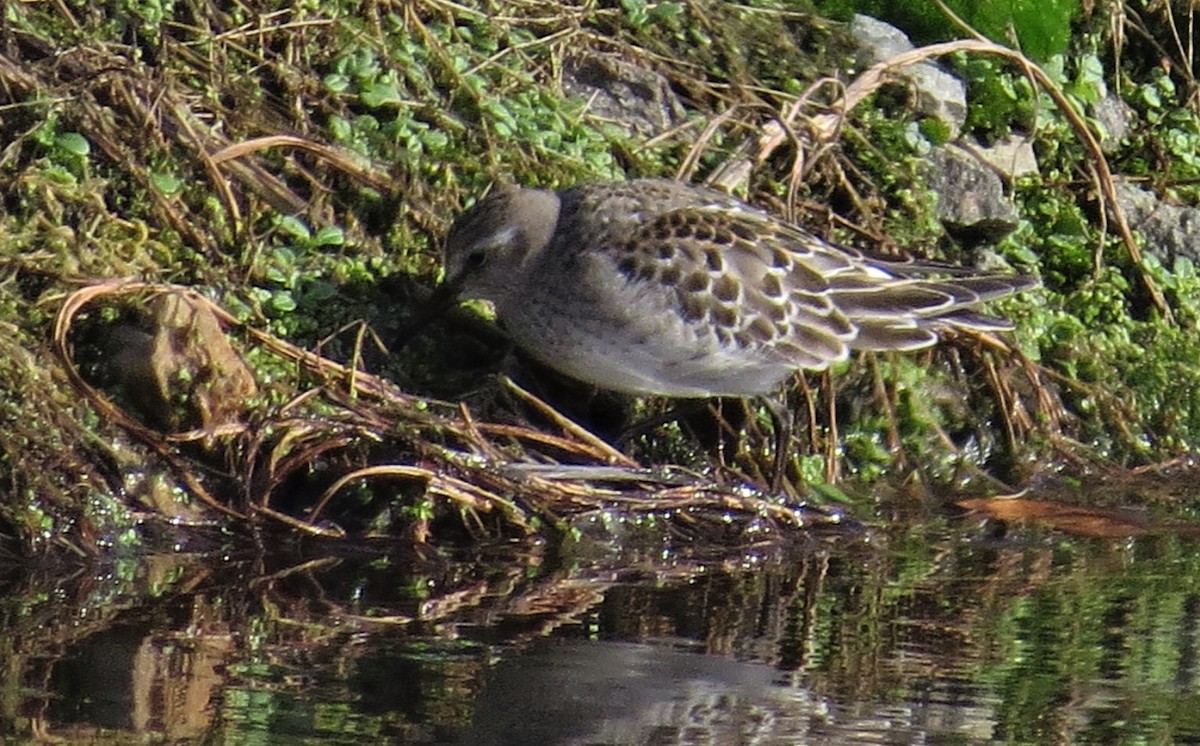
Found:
<box><xmin>760</xmin><ymin>394</ymin><xmax>795</xmax><ymax>494</ymax></box>
<box><xmin>616</xmin><ymin>399</ymin><xmax>710</xmax><ymax>445</ymax></box>
<box><xmin>623</xmin><ymin>397</ymin><xmax>795</xmax><ymax>493</ymax></box>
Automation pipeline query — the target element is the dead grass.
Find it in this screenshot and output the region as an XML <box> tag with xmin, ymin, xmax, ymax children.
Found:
<box><xmin>53</xmin><ymin>281</ymin><xmax>843</xmax><ymax>547</ymax></box>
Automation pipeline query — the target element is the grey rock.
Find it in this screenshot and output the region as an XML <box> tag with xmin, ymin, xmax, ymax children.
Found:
<box><xmin>562</xmin><ymin>53</ymin><xmax>686</xmax><ymax>137</ymax></box>
<box><xmin>1092</xmin><ymin>92</ymin><xmax>1135</xmax><ymax>153</ymax></box>
<box><xmin>960</xmin><ymin>134</ymin><xmax>1039</xmax><ymax>180</ymax></box>
<box><xmin>850</xmin><ymin>12</ymin><xmax>915</xmax><ymax>60</ymax></box>
<box><xmin>850</xmin><ymin>15</ymin><xmax>967</xmax><ymax>137</ymax></box>
<box><xmin>907</xmin><ymin>64</ymin><xmax>968</xmax><ymax>137</ymax></box>
<box><xmin>926</xmin><ymin>145</ymin><xmax>1021</xmax><ymax>241</ymax></box>
<box><xmin>1115</xmin><ymin>179</ymin><xmax>1200</xmax><ymax>265</ymax></box>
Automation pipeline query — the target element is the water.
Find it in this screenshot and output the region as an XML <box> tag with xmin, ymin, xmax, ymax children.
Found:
<box><xmin>2</xmin><ymin>511</ymin><xmax>1200</xmax><ymax>745</ymax></box>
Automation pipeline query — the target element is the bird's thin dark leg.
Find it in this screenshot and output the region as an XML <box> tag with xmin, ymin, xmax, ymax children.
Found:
<box><xmin>760</xmin><ymin>394</ymin><xmax>794</xmax><ymax>494</ymax></box>
<box><xmin>616</xmin><ymin>399</ymin><xmax>709</xmax><ymax>445</ymax></box>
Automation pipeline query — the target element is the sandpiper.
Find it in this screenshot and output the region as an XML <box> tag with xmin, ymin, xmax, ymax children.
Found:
<box><xmin>434</xmin><ymin>178</ymin><xmax>1037</xmax><ymax>481</ymax></box>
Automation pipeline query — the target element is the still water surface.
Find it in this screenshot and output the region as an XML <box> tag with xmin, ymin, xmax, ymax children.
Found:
<box><xmin>3</xmin><ymin>510</ymin><xmax>1199</xmax><ymax>745</ymax></box>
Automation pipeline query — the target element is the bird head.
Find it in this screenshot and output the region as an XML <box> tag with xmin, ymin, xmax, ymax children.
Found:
<box><xmin>442</xmin><ymin>186</ymin><xmax>561</xmax><ymax>308</ymax></box>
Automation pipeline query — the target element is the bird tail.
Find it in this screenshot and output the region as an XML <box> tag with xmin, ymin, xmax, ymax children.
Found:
<box><xmin>836</xmin><ymin>273</ymin><xmax>1038</xmax><ymax>352</ymax></box>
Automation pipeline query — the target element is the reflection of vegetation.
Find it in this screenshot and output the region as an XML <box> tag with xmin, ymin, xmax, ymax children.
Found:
<box><xmin>3</xmin><ymin>511</ymin><xmax>1200</xmax><ymax>742</ymax></box>
<box><xmin>978</xmin><ymin>536</ymin><xmax>1200</xmax><ymax>744</ymax></box>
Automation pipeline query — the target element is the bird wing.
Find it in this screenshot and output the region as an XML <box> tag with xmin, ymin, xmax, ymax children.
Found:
<box><xmin>609</xmin><ymin>205</ymin><xmax>856</xmax><ymax>370</ymax></box>
<box><xmin>610</xmin><ymin>204</ymin><xmax>1033</xmax><ymax>366</ymax></box>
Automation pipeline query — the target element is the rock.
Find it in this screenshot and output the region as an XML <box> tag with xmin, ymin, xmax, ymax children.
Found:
<box><xmin>960</xmin><ymin>134</ymin><xmax>1039</xmax><ymax>180</ymax></box>
<box><xmin>562</xmin><ymin>53</ymin><xmax>687</xmax><ymax>137</ymax></box>
<box><xmin>1114</xmin><ymin>179</ymin><xmax>1200</xmax><ymax>265</ymax></box>
<box><xmin>849</xmin><ymin>15</ymin><xmax>967</xmax><ymax>138</ymax></box>
<box><xmin>109</xmin><ymin>292</ymin><xmax>258</xmax><ymax>433</ymax></box>
<box><xmin>849</xmin><ymin>13</ymin><xmax>914</xmax><ymax>60</ymax></box>
<box><xmin>925</xmin><ymin>144</ymin><xmax>1021</xmax><ymax>241</ymax></box>
<box><xmin>1092</xmin><ymin>92</ymin><xmax>1135</xmax><ymax>153</ymax></box>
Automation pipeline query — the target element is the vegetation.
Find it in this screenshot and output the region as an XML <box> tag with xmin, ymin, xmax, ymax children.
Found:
<box><xmin>816</xmin><ymin>0</ymin><xmax>1081</xmax><ymax>61</ymax></box>
<box><xmin>1</xmin><ymin>0</ymin><xmax>1200</xmax><ymax>557</ymax></box>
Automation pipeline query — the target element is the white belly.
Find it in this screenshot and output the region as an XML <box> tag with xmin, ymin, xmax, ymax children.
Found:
<box><xmin>499</xmin><ymin>280</ymin><xmax>793</xmax><ymax>398</ymax></box>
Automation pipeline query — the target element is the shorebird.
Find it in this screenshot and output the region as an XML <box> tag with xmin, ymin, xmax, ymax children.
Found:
<box><xmin>431</xmin><ymin>178</ymin><xmax>1037</xmax><ymax>486</ymax></box>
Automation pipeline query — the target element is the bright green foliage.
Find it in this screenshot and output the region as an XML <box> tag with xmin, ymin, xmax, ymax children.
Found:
<box><xmin>319</xmin><ymin>20</ymin><xmax>622</xmax><ymax>191</ymax></box>
<box><xmin>956</xmin><ymin>52</ymin><xmax>1106</xmax><ymax>137</ymax></box>
<box><xmin>815</xmin><ymin>0</ymin><xmax>1079</xmax><ymax>61</ymax></box>
<box><xmin>1120</xmin><ymin>71</ymin><xmax>1200</xmax><ymax>204</ymax></box>
<box><xmin>618</xmin><ymin>0</ymin><xmax>686</xmax><ymax>28</ymax></box>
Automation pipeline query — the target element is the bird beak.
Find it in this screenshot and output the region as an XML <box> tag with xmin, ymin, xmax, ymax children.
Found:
<box><xmin>393</xmin><ymin>272</ymin><xmax>467</xmax><ymax>350</ymax></box>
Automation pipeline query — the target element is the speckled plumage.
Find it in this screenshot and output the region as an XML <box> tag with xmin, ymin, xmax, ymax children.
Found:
<box><xmin>442</xmin><ymin>178</ymin><xmax>1036</xmax><ymax>399</ymax></box>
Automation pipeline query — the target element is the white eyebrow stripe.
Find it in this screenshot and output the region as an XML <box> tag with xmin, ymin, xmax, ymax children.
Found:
<box><xmin>484</xmin><ymin>225</ymin><xmax>519</xmax><ymax>246</ymax></box>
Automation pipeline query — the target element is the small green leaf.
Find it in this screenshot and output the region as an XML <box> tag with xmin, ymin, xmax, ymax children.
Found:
<box><xmin>313</xmin><ymin>226</ymin><xmax>345</xmax><ymax>247</ymax></box>
<box><xmin>270</xmin><ymin>246</ymin><xmax>297</xmax><ymax>265</ymax></box>
<box><xmin>56</xmin><ymin>132</ymin><xmax>90</xmax><ymax>157</ymax></box>
<box><xmin>361</xmin><ymin>82</ymin><xmax>403</xmax><ymax>108</ymax></box>
<box><xmin>270</xmin><ymin>290</ymin><xmax>297</xmax><ymax>313</ymax></box>
<box><xmin>33</xmin><ymin>121</ymin><xmax>58</xmax><ymax>147</ymax></box>
<box><xmin>1142</xmin><ymin>85</ymin><xmax>1162</xmax><ymax>109</ymax></box>
<box><xmin>150</xmin><ymin>172</ymin><xmax>184</xmax><ymax>196</ymax></box>
<box><xmin>329</xmin><ymin>115</ymin><xmax>352</xmax><ymax>141</ymax></box>
<box><xmin>420</xmin><ymin>129</ymin><xmax>449</xmax><ymax>151</ymax></box>
<box><xmin>323</xmin><ymin>73</ymin><xmax>351</xmax><ymax>93</ymax></box>
<box><xmin>619</xmin><ymin>0</ymin><xmax>649</xmax><ymax>26</ymax></box>
<box><xmin>649</xmin><ymin>2</ymin><xmax>684</xmax><ymax>21</ymax></box>
<box><xmin>346</xmin><ymin>50</ymin><xmax>380</xmax><ymax>80</ymax></box>
<box><xmin>491</xmin><ymin>119</ymin><xmax>513</xmax><ymax>138</ymax></box>
<box><xmin>43</xmin><ymin>165</ymin><xmax>77</xmax><ymax>185</ymax></box>
<box><xmin>303</xmin><ymin>280</ymin><xmax>338</xmax><ymax>303</ymax></box>
<box><xmin>462</xmin><ymin>73</ymin><xmax>488</xmax><ymax>94</ymax></box>
<box><xmin>277</xmin><ymin>215</ymin><xmax>311</xmax><ymax>240</ymax></box>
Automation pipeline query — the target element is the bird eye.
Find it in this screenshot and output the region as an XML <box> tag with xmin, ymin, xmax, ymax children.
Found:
<box><xmin>464</xmin><ymin>249</ymin><xmax>487</xmax><ymax>270</ymax></box>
